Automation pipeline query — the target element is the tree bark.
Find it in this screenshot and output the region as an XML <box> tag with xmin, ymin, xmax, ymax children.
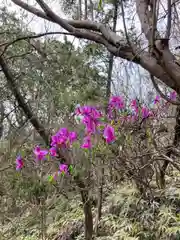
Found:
<box><xmin>84</xmin><ymin>0</ymin><xmax>88</xmax><ymax>19</ymax></box>
<box><xmin>0</xmin><ymin>102</ymin><xmax>4</xmax><ymax>139</ymax></box>
<box><xmin>0</xmin><ymin>55</ymin><xmax>50</xmax><ymax>145</ymax></box>
<box><xmin>76</xmin><ymin>177</ymin><xmax>93</xmax><ymax>240</ymax></box>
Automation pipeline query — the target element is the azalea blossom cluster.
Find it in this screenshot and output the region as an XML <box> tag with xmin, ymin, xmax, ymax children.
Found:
<box><xmin>15</xmin><ymin>91</ymin><xmax>177</xmax><ymax>181</ymax></box>
<box><xmin>75</xmin><ymin>105</ymin><xmax>115</xmax><ymax>147</ymax></box>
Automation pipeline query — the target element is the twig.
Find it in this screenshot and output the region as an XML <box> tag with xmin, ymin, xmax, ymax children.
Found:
<box><xmin>165</xmin><ymin>0</ymin><xmax>172</xmax><ymax>39</ymax></box>
<box><xmin>0</xmin><ymin>31</ymin><xmax>74</xmax><ymax>56</ymax></box>
<box><xmin>150</xmin><ymin>74</ymin><xmax>180</xmax><ymax>105</ymax></box>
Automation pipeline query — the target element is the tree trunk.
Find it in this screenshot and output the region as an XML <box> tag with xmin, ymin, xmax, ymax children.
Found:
<box><xmin>84</xmin><ymin>0</ymin><xmax>87</xmax><ymax>19</ymax></box>
<box><xmin>94</xmin><ymin>162</ymin><xmax>104</xmax><ymax>236</ymax></box>
<box><xmin>0</xmin><ymin>102</ymin><xmax>4</xmax><ymax>139</ymax></box>
<box><xmin>77</xmin><ymin>178</ymin><xmax>93</xmax><ymax>240</ymax></box>
<box><xmin>79</xmin><ymin>0</ymin><xmax>82</xmax><ymax>19</ymax></box>
<box><xmin>0</xmin><ymin>55</ymin><xmax>50</xmax><ymax>145</ymax></box>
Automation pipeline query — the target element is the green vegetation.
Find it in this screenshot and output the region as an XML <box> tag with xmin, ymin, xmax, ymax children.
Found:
<box><xmin>1</xmin><ymin>1</ymin><xmax>180</xmax><ymax>240</ymax></box>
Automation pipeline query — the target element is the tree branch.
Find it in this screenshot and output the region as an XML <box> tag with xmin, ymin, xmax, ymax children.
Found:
<box><xmin>136</xmin><ymin>0</ymin><xmax>160</xmax><ymax>41</ymax></box>
<box><xmin>0</xmin><ymin>55</ymin><xmax>50</xmax><ymax>145</ymax></box>
<box><xmin>35</xmin><ymin>0</ymin><xmax>75</xmax><ymax>33</ymax></box>
<box><xmin>10</xmin><ymin>0</ymin><xmax>180</xmax><ymax>94</ymax></box>
<box><xmin>166</xmin><ymin>0</ymin><xmax>172</xmax><ymax>39</ymax></box>
<box><xmin>150</xmin><ymin>74</ymin><xmax>180</xmax><ymax>105</ymax></box>
<box><xmin>0</xmin><ymin>31</ymin><xmax>75</xmax><ymax>56</ymax></box>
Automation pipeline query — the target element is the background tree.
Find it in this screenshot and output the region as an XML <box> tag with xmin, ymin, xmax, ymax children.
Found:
<box><xmin>1</xmin><ymin>1</ymin><xmax>180</xmax><ymax>240</ymax></box>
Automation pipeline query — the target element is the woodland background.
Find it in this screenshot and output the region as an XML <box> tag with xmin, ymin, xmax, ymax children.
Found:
<box><xmin>1</xmin><ymin>0</ymin><xmax>180</xmax><ymax>239</ymax></box>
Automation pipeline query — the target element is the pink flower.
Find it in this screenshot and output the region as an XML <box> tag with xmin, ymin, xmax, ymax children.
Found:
<box><xmin>58</xmin><ymin>128</ymin><xmax>69</xmax><ymax>137</ymax></box>
<box><xmin>51</xmin><ymin>134</ymin><xmax>66</xmax><ymax>147</ymax></box>
<box><xmin>81</xmin><ymin>135</ymin><xmax>92</xmax><ymax>149</ymax></box>
<box><xmin>59</xmin><ymin>164</ymin><xmax>68</xmax><ymax>174</ymax></box>
<box><xmin>69</xmin><ymin>131</ymin><xmax>77</xmax><ymax>143</ymax></box>
<box><xmin>154</xmin><ymin>95</ymin><xmax>160</xmax><ymax>104</ymax></box>
<box><xmin>51</xmin><ymin>128</ymin><xmax>78</xmax><ymax>147</ymax></box>
<box><xmin>131</xmin><ymin>99</ymin><xmax>137</xmax><ymax>108</ymax></box>
<box><xmin>142</xmin><ymin>107</ymin><xmax>150</xmax><ymax>119</ymax></box>
<box><xmin>131</xmin><ymin>99</ymin><xmax>139</xmax><ymax>115</ymax></box>
<box><xmin>33</xmin><ymin>146</ymin><xmax>48</xmax><ymax>161</ymax></box>
<box><xmin>109</xmin><ymin>96</ymin><xmax>125</xmax><ymax>110</ymax></box>
<box><xmin>16</xmin><ymin>155</ymin><xmax>24</xmax><ymax>170</ymax></box>
<box><xmin>75</xmin><ymin>106</ymin><xmax>102</xmax><ymax>119</ymax></box>
<box><xmin>75</xmin><ymin>105</ymin><xmax>102</xmax><ymax>134</ymax></box>
<box><xmin>170</xmin><ymin>91</ymin><xmax>177</xmax><ymax>100</ymax></box>
<box><xmin>50</xmin><ymin>147</ymin><xmax>57</xmax><ymax>157</ymax></box>
<box><xmin>103</xmin><ymin>125</ymin><xmax>115</xmax><ymax>143</ymax></box>
<box><xmin>82</xmin><ymin>116</ymin><xmax>97</xmax><ymax>133</ymax></box>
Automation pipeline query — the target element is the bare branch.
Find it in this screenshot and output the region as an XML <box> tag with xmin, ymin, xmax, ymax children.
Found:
<box><xmin>166</xmin><ymin>0</ymin><xmax>172</xmax><ymax>38</ymax></box>
<box><xmin>0</xmin><ymin>102</ymin><xmax>4</xmax><ymax>139</ymax></box>
<box><xmin>160</xmin><ymin>154</ymin><xmax>180</xmax><ymax>172</ymax></box>
<box><xmin>150</xmin><ymin>74</ymin><xmax>180</xmax><ymax>105</ymax></box>
<box><xmin>136</xmin><ymin>0</ymin><xmax>160</xmax><ymax>41</ymax></box>
<box><xmin>35</xmin><ymin>0</ymin><xmax>75</xmax><ymax>32</ymax></box>
<box><xmin>150</xmin><ymin>0</ymin><xmax>157</xmax><ymax>51</ymax></box>
<box><xmin>120</xmin><ymin>0</ymin><xmax>132</xmax><ymax>49</ymax></box>
<box><xmin>11</xmin><ymin>0</ymin><xmax>126</xmax><ymax>46</ymax></box>
<box><xmin>0</xmin><ymin>31</ymin><xmax>75</xmax><ymax>56</ymax></box>
<box><xmin>10</xmin><ymin>0</ymin><xmax>180</xmax><ymax>94</ymax></box>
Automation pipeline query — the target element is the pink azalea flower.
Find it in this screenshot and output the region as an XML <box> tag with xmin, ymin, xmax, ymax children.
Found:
<box><xmin>142</xmin><ymin>107</ymin><xmax>150</xmax><ymax>119</ymax></box>
<box><xmin>51</xmin><ymin>128</ymin><xmax>78</xmax><ymax>147</ymax></box>
<box><xmin>81</xmin><ymin>135</ymin><xmax>92</xmax><ymax>149</ymax></box>
<box><xmin>49</xmin><ymin>147</ymin><xmax>57</xmax><ymax>157</ymax></box>
<box><xmin>51</xmin><ymin>134</ymin><xmax>66</xmax><ymax>147</ymax></box>
<box><xmin>109</xmin><ymin>96</ymin><xmax>125</xmax><ymax>110</ymax></box>
<box><xmin>103</xmin><ymin>125</ymin><xmax>116</xmax><ymax>143</ymax></box>
<box><xmin>58</xmin><ymin>128</ymin><xmax>69</xmax><ymax>137</ymax></box>
<box><xmin>75</xmin><ymin>106</ymin><xmax>101</xmax><ymax>119</ymax></box>
<box><xmin>16</xmin><ymin>155</ymin><xmax>24</xmax><ymax>170</ymax></box>
<box><xmin>69</xmin><ymin>131</ymin><xmax>77</xmax><ymax>143</ymax></box>
<box><xmin>131</xmin><ymin>99</ymin><xmax>137</xmax><ymax>108</ymax></box>
<box><xmin>131</xmin><ymin>99</ymin><xmax>139</xmax><ymax>115</ymax></box>
<box><xmin>59</xmin><ymin>164</ymin><xmax>68</xmax><ymax>174</ymax></box>
<box><xmin>33</xmin><ymin>146</ymin><xmax>48</xmax><ymax>161</ymax></box>
<box><xmin>154</xmin><ymin>95</ymin><xmax>160</xmax><ymax>104</ymax></box>
<box><xmin>170</xmin><ymin>91</ymin><xmax>177</xmax><ymax>100</ymax></box>
<box><xmin>82</xmin><ymin>116</ymin><xmax>97</xmax><ymax>133</ymax></box>
<box><xmin>75</xmin><ymin>105</ymin><xmax>102</xmax><ymax>134</ymax></box>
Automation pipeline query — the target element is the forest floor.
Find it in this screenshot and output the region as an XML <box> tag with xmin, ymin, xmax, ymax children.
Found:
<box><xmin>1</xmin><ymin>168</ymin><xmax>180</xmax><ymax>240</ymax></box>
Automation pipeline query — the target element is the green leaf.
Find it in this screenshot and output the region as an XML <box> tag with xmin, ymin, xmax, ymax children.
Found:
<box><xmin>69</xmin><ymin>165</ymin><xmax>74</xmax><ymax>174</ymax></box>
<box><xmin>98</xmin><ymin>0</ymin><xmax>103</xmax><ymax>10</ymax></box>
<box><xmin>48</xmin><ymin>175</ymin><xmax>54</xmax><ymax>182</ymax></box>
